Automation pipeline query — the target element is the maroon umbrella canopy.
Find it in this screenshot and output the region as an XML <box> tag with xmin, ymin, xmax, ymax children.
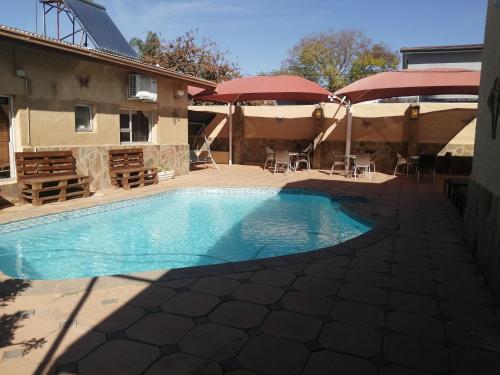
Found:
<box><xmin>335</xmin><ymin>68</ymin><xmax>480</xmax><ymax>104</ymax></box>
<box><xmin>191</xmin><ymin>75</ymin><xmax>333</xmax><ymax>103</ymax></box>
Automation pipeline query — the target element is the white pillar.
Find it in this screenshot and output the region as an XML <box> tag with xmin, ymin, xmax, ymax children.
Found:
<box><xmin>228</xmin><ymin>102</ymin><xmax>233</xmax><ymax>165</ymax></box>
<box><xmin>345</xmin><ymin>101</ymin><xmax>352</xmax><ymax>156</ymax></box>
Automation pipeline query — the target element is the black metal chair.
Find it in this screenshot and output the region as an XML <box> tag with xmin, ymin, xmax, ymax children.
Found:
<box><xmin>417</xmin><ymin>154</ymin><xmax>437</xmax><ymax>182</ymax></box>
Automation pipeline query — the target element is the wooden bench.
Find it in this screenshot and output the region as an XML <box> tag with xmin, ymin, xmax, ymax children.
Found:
<box><xmin>108</xmin><ymin>149</ymin><xmax>158</xmax><ymax>190</ymax></box>
<box><xmin>16</xmin><ymin>151</ymin><xmax>90</xmax><ymax>206</ymax></box>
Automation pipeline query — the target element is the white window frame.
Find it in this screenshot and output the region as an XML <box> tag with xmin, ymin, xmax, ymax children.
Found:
<box><xmin>75</xmin><ymin>104</ymin><xmax>93</xmax><ymax>132</ymax></box>
<box><xmin>120</xmin><ymin>109</ymin><xmax>152</xmax><ymax>144</ymax></box>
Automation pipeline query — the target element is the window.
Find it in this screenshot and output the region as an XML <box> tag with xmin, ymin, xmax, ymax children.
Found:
<box><xmin>75</xmin><ymin>105</ymin><xmax>92</xmax><ymax>132</ymax></box>
<box><xmin>120</xmin><ymin>110</ymin><xmax>152</xmax><ymax>143</ymax></box>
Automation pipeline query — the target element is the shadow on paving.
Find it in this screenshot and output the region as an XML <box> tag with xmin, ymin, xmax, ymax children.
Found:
<box><xmin>4</xmin><ymin>174</ymin><xmax>500</xmax><ymax>375</ymax></box>
<box><xmin>0</xmin><ymin>279</ymin><xmax>45</xmax><ymax>356</ymax></box>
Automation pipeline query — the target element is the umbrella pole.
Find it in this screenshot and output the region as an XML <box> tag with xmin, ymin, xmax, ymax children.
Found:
<box><xmin>345</xmin><ymin>100</ymin><xmax>352</xmax><ymax>156</ymax></box>
<box><xmin>228</xmin><ymin>102</ymin><xmax>233</xmax><ymax>165</ymax></box>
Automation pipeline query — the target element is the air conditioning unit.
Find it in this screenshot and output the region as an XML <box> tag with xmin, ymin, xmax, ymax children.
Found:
<box><xmin>128</xmin><ymin>73</ymin><xmax>157</xmax><ymax>101</ymax></box>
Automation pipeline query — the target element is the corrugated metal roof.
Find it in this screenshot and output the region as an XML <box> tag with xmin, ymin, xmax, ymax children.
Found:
<box><xmin>400</xmin><ymin>44</ymin><xmax>483</xmax><ymax>53</ymax></box>
<box><xmin>0</xmin><ymin>25</ymin><xmax>216</xmax><ymax>89</ymax></box>
<box><xmin>64</xmin><ymin>0</ymin><xmax>137</xmax><ymax>58</ymax></box>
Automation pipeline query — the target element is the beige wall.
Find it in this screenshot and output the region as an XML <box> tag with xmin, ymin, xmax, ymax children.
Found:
<box><xmin>191</xmin><ymin>102</ymin><xmax>477</xmax><ymax>156</ymax></box>
<box><xmin>0</xmin><ymin>39</ymin><xmax>188</xmax><ymax>151</ymax></box>
<box><xmin>471</xmin><ymin>1</ymin><xmax>500</xmax><ymax>196</ymax></box>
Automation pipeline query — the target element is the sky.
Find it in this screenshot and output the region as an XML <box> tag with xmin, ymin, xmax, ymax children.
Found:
<box><xmin>0</xmin><ymin>0</ymin><xmax>488</xmax><ymax>75</ymax></box>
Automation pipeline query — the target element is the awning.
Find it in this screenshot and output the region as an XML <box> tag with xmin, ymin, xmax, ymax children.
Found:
<box><xmin>334</xmin><ymin>68</ymin><xmax>480</xmax><ymax>104</ymax></box>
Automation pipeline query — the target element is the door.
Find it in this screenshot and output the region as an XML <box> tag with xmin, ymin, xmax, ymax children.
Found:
<box><xmin>0</xmin><ymin>97</ymin><xmax>12</xmax><ymax>179</ymax></box>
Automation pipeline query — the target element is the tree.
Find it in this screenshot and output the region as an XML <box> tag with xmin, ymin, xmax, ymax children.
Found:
<box><xmin>278</xmin><ymin>29</ymin><xmax>399</xmax><ymax>92</ymax></box>
<box><xmin>350</xmin><ymin>42</ymin><xmax>400</xmax><ymax>82</ymax></box>
<box><xmin>129</xmin><ymin>30</ymin><xmax>240</xmax><ymax>83</ymax></box>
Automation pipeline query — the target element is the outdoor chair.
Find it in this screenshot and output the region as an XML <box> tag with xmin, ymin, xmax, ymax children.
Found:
<box><xmin>330</xmin><ymin>151</ymin><xmax>347</xmax><ymax>176</ymax></box>
<box><xmin>353</xmin><ymin>153</ymin><xmax>372</xmax><ymax>180</ymax></box>
<box><xmin>294</xmin><ymin>143</ymin><xmax>313</xmax><ymax>171</ymax></box>
<box><xmin>393</xmin><ymin>152</ymin><xmax>417</xmax><ymax>176</ymax></box>
<box><xmin>264</xmin><ymin>146</ymin><xmax>275</xmax><ymax>170</ymax></box>
<box><xmin>274</xmin><ymin>150</ymin><xmax>291</xmax><ymax>174</ymax></box>
<box><xmin>417</xmin><ymin>154</ymin><xmax>437</xmax><ymax>182</ymax></box>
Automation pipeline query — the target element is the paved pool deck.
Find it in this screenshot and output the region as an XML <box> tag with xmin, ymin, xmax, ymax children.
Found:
<box><xmin>1</xmin><ymin>165</ymin><xmax>500</xmax><ymax>375</ymax></box>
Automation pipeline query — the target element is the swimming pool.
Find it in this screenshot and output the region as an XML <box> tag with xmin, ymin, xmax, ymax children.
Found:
<box><xmin>0</xmin><ymin>188</ymin><xmax>371</xmax><ymax>280</ymax></box>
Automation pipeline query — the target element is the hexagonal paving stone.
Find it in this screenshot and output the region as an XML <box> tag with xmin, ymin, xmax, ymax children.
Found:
<box><xmin>280</xmin><ymin>291</ymin><xmax>332</xmax><ymax>316</ymax></box>
<box><xmin>80</xmin><ymin>304</ymin><xmax>145</xmax><ymax>333</ymax></box>
<box><xmin>126</xmin><ymin>312</ymin><xmax>194</xmax><ymax>345</ymax></box>
<box><xmin>440</xmin><ymin>299</ymin><xmax>499</xmax><ymax>325</ymax></box>
<box><xmin>238</xmin><ymin>335</ymin><xmax>308</xmax><ymax>375</ymax></box>
<box><xmin>162</xmin><ymin>292</ymin><xmax>220</xmax><ymax>317</ymax></box>
<box><xmin>25</xmin><ymin>325</ymin><xmax>106</xmax><ymax>369</ymax></box>
<box><xmin>209</xmin><ymin>301</ymin><xmax>268</xmax><ymax>329</ymax></box>
<box><xmin>126</xmin><ymin>285</ymin><xmax>176</xmax><ymax>308</ymax></box>
<box><xmin>179</xmin><ymin>323</ymin><xmax>248</xmax><ymax>361</ymax></box>
<box><xmin>379</xmin><ymin>365</ymin><xmax>435</xmax><ymax>375</ymax></box>
<box><xmin>338</xmin><ymin>284</ymin><xmax>387</xmax><ymax>306</ymax></box>
<box><xmin>304</xmin><ymin>263</ymin><xmax>346</xmax><ymax>280</ymax></box>
<box><xmin>383</xmin><ymin>333</ymin><xmax>449</xmax><ymax>373</ymax></box>
<box><xmin>190</xmin><ymin>277</ymin><xmax>240</xmax><ymax>296</ymax></box>
<box><xmin>303</xmin><ymin>350</ymin><xmax>377</xmax><ymax>375</ymax></box>
<box><xmin>350</xmin><ymin>258</ymin><xmax>390</xmax><ymax>273</ymax></box>
<box><xmin>445</xmin><ymin>320</ymin><xmax>500</xmax><ymax>352</ymax></box>
<box><xmin>233</xmin><ymin>283</ymin><xmax>283</xmax><ymax>305</ymax></box>
<box><xmin>450</xmin><ymin>347</ymin><xmax>500</xmax><ymax>375</ymax></box>
<box><xmin>388</xmin><ymin>292</ymin><xmax>439</xmax><ymax>316</ymax></box>
<box><xmin>261</xmin><ymin>310</ymin><xmax>322</xmax><ymax>342</ymax></box>
<box><xmin>144</xmin><ymin>353</ymin><xmax>222</xmax><ymax>375</ymax></box>
<box><xmin>345</xmin><ymin>269</ymin><xmax>390</xmax><ymax>288</ymax></box>
<box><xmin>0</xmin><ymin>315</ymin><xmax>60</xmax><ymax>346</ymax></box>
<box><xmin>330</xmin><ymin>300</ymin><xmax>385</xmax><ymax>328</ymax></box>
<box><xmin>0</xmin><ymin>357</ymin><xmax>40</xmax><ymax>375</ymax></box>
<box><xmin>292</xmin><ymin>275</ymin><xmax>340</xmax><ymax>296</ymax></box>
<box><xmin>386</xmin><ymin>311</ymin><xmax>444</xmax><ymax>340</ymax></box>
<box><xmin>79</xmin><ymin>340</ymin><xmax>160</xmax><ymax>375</ymax></box>
<box><xmin>250</xmin><ymin>270</ymin><xmax>295</xmax><ymax>287</ymax></box>
<box><xmin>319</xmin><ymin>322</ymin><xmax>382</xmax><ymax>357</ymax></box>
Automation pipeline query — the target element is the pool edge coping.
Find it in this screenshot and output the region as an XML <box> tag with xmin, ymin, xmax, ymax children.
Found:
<box><xmin>0</xmin><ymin>187</ymin><xmax>399</xmax><ymax>296</ymax></box>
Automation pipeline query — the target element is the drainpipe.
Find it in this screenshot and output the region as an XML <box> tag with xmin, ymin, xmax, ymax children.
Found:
<box><xmin>15</xmin><ymin>69</ymin><xmax>31</xmax><ymax>147</ymax></box>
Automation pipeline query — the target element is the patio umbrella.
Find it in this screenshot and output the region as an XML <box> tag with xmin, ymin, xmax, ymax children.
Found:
<box><xmin>334</xmin><ymin>68</ymin><xmax>480</xmax><ymax>104</ymax></box>
<box><xmin>190</xmin><ymin>75</ymin><xmax>333</xmax><ymax>164</ymax></box>
<box><xmin>334</xmin><ymin>68</ymin><xmax>481</xmax><ymax>155</ymax></box>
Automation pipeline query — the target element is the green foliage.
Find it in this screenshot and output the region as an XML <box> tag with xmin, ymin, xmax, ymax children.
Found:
<box><xmin>275</xmin><ymin>29</ymin><xmax>399</xmax><ymax>92</ymax></box>
<box><xmin>129</xmin><ymin>30</ymin><xmax>240</xmax><ymax>83</ymax></box>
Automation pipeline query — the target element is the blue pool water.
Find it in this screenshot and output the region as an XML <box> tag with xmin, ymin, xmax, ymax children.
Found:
<box><xmin>0</xmin><ymin>188</ymin><xmax>371</xmax><ymax>280</ymax></box>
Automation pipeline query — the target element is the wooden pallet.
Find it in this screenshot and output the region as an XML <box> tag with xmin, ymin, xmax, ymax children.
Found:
<box><xmin>16</xmin><ymin>151</ymin><xmax>90</xmax><ymax>206</ymax></box>
<box><xmin>108</xmin><ymin>149</ymin><xmax>158</xmax><ymax>189</ymax></box>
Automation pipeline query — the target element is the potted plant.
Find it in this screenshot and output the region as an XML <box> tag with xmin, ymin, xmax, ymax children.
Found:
<box><xmin>157</xmin><ymin>163</ymin><xmax>175</xmax><ymax>181</ymax></box>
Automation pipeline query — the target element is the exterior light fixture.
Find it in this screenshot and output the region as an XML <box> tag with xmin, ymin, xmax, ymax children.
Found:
<box><xmin>174</xmin><ymin>89</ymin><xmax>185</xmax><ymax>99</ymax></box>
<box><xmin>409</xmin><ymin>103</ymin><xmax>420</xmax><ymax>120</ymax></box>
<box><xmin>312</xmin><ymin>107</ymin><xmax>324</xmax><ymax>120</ymax></box>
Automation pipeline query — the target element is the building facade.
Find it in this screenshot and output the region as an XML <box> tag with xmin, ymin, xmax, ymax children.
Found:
<box><xmin>0</xmin><ymin>26</ymin><xmax>215</xmax><ymax>200</ymax></box>
<box><xmin>401</xmin><ymin>44</ymin><xmax>483</xmax><ymax>71</ymax></box>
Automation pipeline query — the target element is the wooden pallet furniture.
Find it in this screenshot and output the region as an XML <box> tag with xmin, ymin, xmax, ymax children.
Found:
<box><xmin>16</xmin><ymin>151</ymin><xmax>90</xmax><ymax>206</ymax></box>
<box><xmin>108</xmin><ymin>149</ymin><xmax>158</xmax><ymax>190</ymax></box>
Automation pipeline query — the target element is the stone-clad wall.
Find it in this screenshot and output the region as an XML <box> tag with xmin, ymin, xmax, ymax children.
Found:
<box><xmin>31</xmin><ymin>144</ymin><xmax>188</xmax><ymax>191</ymax></box>
<box><xmin>463</xmin><ymin>181</ymin><xmax>500</xmax><ymax>300</ymax></box>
